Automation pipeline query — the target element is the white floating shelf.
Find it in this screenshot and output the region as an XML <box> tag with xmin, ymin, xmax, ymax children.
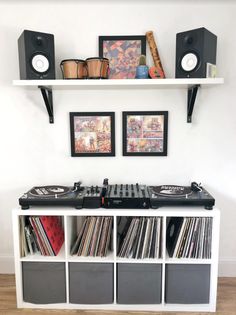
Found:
<box><xmin>12</xmin><ymin>78</ymin><xmax>224</xmax><ymax>123</ymax></box>
<box><xmin>13</xmin><ymin>78</ymin><xmax>224</xmax><ymax>89</ymax></box>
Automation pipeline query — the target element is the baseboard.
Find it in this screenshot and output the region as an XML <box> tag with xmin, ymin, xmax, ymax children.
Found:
<box><xmin>1</xmin><ymin>255</ymin><xmax>236</xmax><ymax>276</ymax></box>
<box><xmin>219</xmin><ymin>258</ymin><xmax>236</xmax><ymax>277</ymax></box>
<box><xmin>0</xmin><ymin>255</ymin><xmax>15</xmax><ymax>274</ymax></box>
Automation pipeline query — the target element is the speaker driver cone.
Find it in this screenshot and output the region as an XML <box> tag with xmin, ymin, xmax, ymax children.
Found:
<box><xmin>181</xmin><ymin>53</ymin><xmax>198</xmax><ymax>72</ymax></box>
<box><xmin>31</xmin><ymin>54</ymin><xmax>49</xmax><ymax>73</ymax></box>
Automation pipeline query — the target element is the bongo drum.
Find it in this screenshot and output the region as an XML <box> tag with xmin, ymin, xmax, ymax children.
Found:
<box><xmin>86</xmin><ymin>57</ymin><xmax>109</xmax><ymax>79</ymax></box>
<box><xmin>60</xmin><ymin>59</ymin><xmax>87</xmax><ymax>79</ymax></box>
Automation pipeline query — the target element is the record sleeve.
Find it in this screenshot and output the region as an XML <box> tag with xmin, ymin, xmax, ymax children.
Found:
<box><xmin>39</xmin><ymin>216</ymin><xmax>64</xmax><ymax>256</ymax></box>
<box><xmin>166</xmin><ymin>217</ymin><xmax>184</xmax><ymax>257</ymax></box>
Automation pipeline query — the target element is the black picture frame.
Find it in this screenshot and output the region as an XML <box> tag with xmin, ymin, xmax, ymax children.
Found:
<box><xmin>123</xmin><ymin>111</ymin><xmax>168</xmax><ymax>156</ymax></box>
<box><xmin>99</xmin><ymin>35</ymin><xmax>146</xmax><ymax>79</ymax></box>
<box><xmin>70</xmin><ymin>112</ymin><xmax>115</xmax><ymax>157</ymax></box>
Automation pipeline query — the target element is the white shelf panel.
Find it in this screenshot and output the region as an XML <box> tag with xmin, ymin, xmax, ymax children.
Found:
<box><xmin>68</xmin><ymin>251</ymin><xmax>114</xmax><ymax>263</ymax></box>
<box><xmin>20</xmin><ymin>244</ymin><xmax>65</xmax><ymax>262</ymax></box>
<box><xmin>18</xmin><ymin>301</ymin><xmax>214</xmax><ymax>312</ymax></box>
<box><xmin>116</xmin><ymin>257</ymin><xmax>163</xmax><ymax>264</ymax></box>
<box><xmin>13</xmin><ymin>78</ymin><xmax>224</xmax><ymax>89</ymax></box>
<box><xmin>165</xmin><ymin>258</ymin><xmax>212</xmax><ymax>264</ymax></box>
<box><xmin>14</xmin><ymin>207</ymin><xmax>219</xmax><ymax>217</ymax></box>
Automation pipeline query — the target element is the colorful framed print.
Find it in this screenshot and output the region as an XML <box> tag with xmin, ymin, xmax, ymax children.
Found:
<box><xmin>123</xmin><ymin>111</ymin><xmax>168</xmax><ymax>156</ymax></box>
<box><xmin>70</xmin><ymin>112</ymin><xmax>115</xmax><ymax>157</ymax></box>
<box><xmin>99</xmin><ymin>35</ymin><xmax>146</xmax><ymax>79</ymax></box>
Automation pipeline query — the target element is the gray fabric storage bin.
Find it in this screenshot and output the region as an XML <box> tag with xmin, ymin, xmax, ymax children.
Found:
<box><xmin>69</xmin><ymin>263</ymin><xmax>113</xmax><ymax>304</ymax></box>
<box><xmin>22</xmin><ymin>262</ymin><xmax>66</xmax><ymax>304</ymax></box>
<box><xmin>165</xmin><ymin>264</ymin><xmax>210</xmax><ymax>304</ymax></box>
<box><xmin>117</xmin><ymin>263</ymin><xmax>162</xmax><ymax>304</ymax></box>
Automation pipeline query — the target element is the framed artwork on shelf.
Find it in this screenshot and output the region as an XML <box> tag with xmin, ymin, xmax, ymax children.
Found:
<box><xmin>123</xmin><ymin>111</ymin><xmax>168</xmax><ymax>156</ymax></box>
<box><xmin>70</xmin><ymin>112</ymin><xmax>115</xmax><ymax>157</ymax></box>
<box><xmin>99</xmin><ymin>35</ymin><xmax>146</xmax><ymax>79</ymax></box>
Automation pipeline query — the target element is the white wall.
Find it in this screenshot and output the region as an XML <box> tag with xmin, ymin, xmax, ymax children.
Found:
<box><xmin>0</xmin><ymin>0</ymin><xmax>235</xmax><ymax>275</ymax></box>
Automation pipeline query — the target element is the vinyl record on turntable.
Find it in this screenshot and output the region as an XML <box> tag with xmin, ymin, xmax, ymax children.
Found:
<box><xmin>152</xmin><ymin>185</ymin><xmax>192</xmax><ymax>197</ymax></box>
<box><xmin>29</xmin><ymin>186</ymin><xmax>72</xmax><ymax>197</ymax></box>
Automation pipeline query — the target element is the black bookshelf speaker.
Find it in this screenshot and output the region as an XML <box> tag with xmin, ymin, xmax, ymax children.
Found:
<box><xmin>18</xmin><ymin>30</ymin><xmax>55</xmax><ymax>80</ymax></box>
<box><xmin>175</xmin><ymin>27</ymin><xmax>217</xmax><ymax>78</ymax></box>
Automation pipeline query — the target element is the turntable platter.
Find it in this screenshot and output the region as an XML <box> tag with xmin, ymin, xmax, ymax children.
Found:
<box><xmin>29</xmin><ymin>186</ymin><xmax>72</xmax><ymax>197</ymax></box>
<box><xmin>152</xmin><ymin>185</ymin><xmax>192</xmax><ymax>197</ymax></box>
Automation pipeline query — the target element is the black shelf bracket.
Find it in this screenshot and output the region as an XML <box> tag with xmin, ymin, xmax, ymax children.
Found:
<box><xmin>38</xmin><ymin>86</ymin><xmax>54</xmax><ymax>123</ymax></box>
<box><xmin>187</xmin><ymin>84</ymin><xmax>200</xmax><ymax>123</ymax></box>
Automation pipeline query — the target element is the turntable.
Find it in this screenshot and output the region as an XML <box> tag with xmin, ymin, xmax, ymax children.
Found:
<box><xmin>148</xmin><ymin>182</ymin><xmax>215</xmax><ymax>210</ymax></box>
<box><xmin>19</xmin><ymin>182</ymin><xmax>102</xmax><ymax>209</ymax></box>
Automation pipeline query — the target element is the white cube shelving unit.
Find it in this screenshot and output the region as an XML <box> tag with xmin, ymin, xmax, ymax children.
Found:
<box><xmin>12</xmin><ymin>206</ymin><xmax>220</xmax><ymax>312</ymax></box>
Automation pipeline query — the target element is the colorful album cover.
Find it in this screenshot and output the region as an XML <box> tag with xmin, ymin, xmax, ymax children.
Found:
<box><xmin>103</xmin><ymin>39</ymin><xmax>142</xmax><ymax>79</ymax></box>
<box><xmin>74</xmin><ymin>116</ymin><xmax>112</xmax><ymax>154</ymax></box>
<box><xmin>126</xmin><ymin>115</ymin><xmax>164</xmax><ymax>153</ymax></box>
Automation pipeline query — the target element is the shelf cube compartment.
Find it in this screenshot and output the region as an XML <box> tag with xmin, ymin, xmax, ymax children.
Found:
<box><xmin>166</xmin><ymin>217</ymin><xmax>213</xmax><ymax>259</ymax></box>
<box><xmin>69</xmin><ymin>262</ymin><xmax>114</xmax><ymax>304</ymax></box>
<box><xmin>68</xmin><ymin>216</ymin><xmax>114</xmax><ymax>258</ymax></box>
<box><xmin>22</xmin><ymin>262</ymin><xmax>66</xmax><ymax>304</ymax></box>
<box><xmin>117</xmin><ymin>263</ymin><xmax>162</xmax><ymax>304</ymax></box>
<box><xmin>19</xmin><ymin>215</ymin><xmax>65</xmax><ymax>258</ymax></box>
<box><xmin>117</xmin><ymin>216</ymin><xmax>163</xmax><ymax>259</ymax></box>
<box><xmin>165</xmin><ymin>264</ymin><xmax>211</xmax><ymax>304</ymax></box>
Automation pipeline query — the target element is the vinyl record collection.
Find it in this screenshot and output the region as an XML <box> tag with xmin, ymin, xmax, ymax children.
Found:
<box><xmin>117</xmin><ymin>217</ymin><xmax>162</xmax><ymax>259</ymax></box>
<box><xmin>70</xmin><ymin>216</ymin><xmax>113</xmax><ymax>257</ymax></box>
<box><xmin>20</xmin><ymin>216</ymin><xmax>64</xmax><ymax>257</ymax></box>
<box><xmin>166</xmin><ymin>217</ymin><xmax>212</xmax><ymax>259</ymax></box>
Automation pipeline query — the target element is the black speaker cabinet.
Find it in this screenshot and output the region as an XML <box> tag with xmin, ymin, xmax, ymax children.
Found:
<box><xmin>175</xmin><ymin>27</ymin><xmax>217</xmax><ymax>78</ymax></box>
<box><xmin>18</xmin><ymin>30</ymin><xmax>55</xmax><ymax>80</ymax></box>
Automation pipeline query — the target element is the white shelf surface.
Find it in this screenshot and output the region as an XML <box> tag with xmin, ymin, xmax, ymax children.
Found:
<box><xmin>15</xmin><ymin>206</ymin><xmax>219</xmax><ymax>217</ymax></box>
<box><xmin>20</xmin><ymin>244</ymin><xmax>65</xmax><ymax>262</ymax></box>
<box><xmin>13</xmin><ymin>78</ymin><xmax>224</xmax><ymax>89</ymax></box>
<box><xmin>116</xmin><ymin>257</ymin><xmax>164</xmax><ymax>264</ymax></box>
<box><xmin>165</xmin><ymin>257</ymin><xmax>212</xmax><ymax>264</ymax></box>
<box><xmin>68</xmin><ymin>251</ymin><xmax>114</xmax><ymax>263</ymax></box>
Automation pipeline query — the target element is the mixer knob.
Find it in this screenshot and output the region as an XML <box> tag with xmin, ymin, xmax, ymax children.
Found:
<box><xmin>120</xmin><ymin>191</ymin><xmax>123</xmax><ymax>196</ymax></box>
<box><xmin>125</xmin><ymin>191</ymin><xmax>129</xmax><ymax>197</ymax></box>
<box><xmin>132</xmin><ymin>192</ymin><xmax>135</xmax><ymax>197</ymax></box>
<box><xmin>103</xmin><ymin>178</ymin><xmax>109</xmax><ymax>186</ymax></box>
<box><xmin>126</xmin><ymin>184</ymin><xmax>128</xmax><ymax>190</ymax></box>
<box><xmin>114</xmin><ymin>190</ymin><xmax>117</xmax><ymax>195</ymax></box>
<box><xmin>136</xmin><ymin>183</ymin><xmax>139</xmax><ymax>191</ymax></box>
<box><xmin>131</xmin><ymin>184</ymin><xmax>134</xmax><ymax>190</ymax></box>
<box><xmin>121</xmin><ymin>184</ymin><xmax>123</xmax><ymax>190</ymax></box>
<box><xmin>95</xmin><ymin>186</ymin><xmax>99</xmax><ymax>193</ymax></box>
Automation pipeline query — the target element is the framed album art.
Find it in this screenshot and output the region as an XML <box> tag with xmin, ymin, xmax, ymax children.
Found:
<box><xmin>70</xmin><ymin>112</ymin><xmax>115</xmax><ymax>157</ymax></box>
<box><xmin>123</xmin><ymin>111</ymin><xmax>168</xmax><ymax>156</ymax></box>
<box><xmin>99</xmin><ymin>35</ymin><xmax>146</xmax><ymax>79</ymax></box>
